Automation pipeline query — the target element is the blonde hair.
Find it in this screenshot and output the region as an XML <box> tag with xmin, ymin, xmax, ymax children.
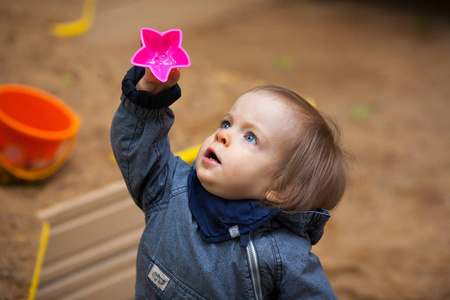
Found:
<box><xmin>247</xmin><ymin>85</ymin><xmax>348</xmax><ymax>213</ymax></box>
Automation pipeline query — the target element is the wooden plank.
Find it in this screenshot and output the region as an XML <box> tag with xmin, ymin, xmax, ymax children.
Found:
<box><xmin>42</xmin><ymin>196</ymin><xmax>143</xmax><ymax>264</ymax></box>
<box><xmin>36</xmin><ymin>180</ymin><xmax>140</xmax><ymax>300</ymax></box>
<box><xmin>37</xmin><ymin>181</ymin><xmax>130</xmax><ymax>226</ymax></box>
<box><xmin>64</xmin><ymin>267</ymin><xmax>135</xmax><ymax>300</ymax></box>
<box><xmin>40</xmin><ymin>227</ymin><xmax>142</xmax><ymax>284</ymax></box>
<box><xmin>36</xmin><ymin>248</ymin><xmax>137</xmax><ymax>300</ymax></box>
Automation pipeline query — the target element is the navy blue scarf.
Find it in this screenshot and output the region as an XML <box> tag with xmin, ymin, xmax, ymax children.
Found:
<box><xmin>188</xmin><ymin>168</ymin><xmax>279</xmax><ymax>247</ymax></box>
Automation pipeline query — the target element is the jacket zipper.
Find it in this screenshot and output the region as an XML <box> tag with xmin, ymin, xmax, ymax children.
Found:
<box><xmin>246</xmin><ymin>233</ymin><xmax>263</xmax><ymax>300</ymax></box>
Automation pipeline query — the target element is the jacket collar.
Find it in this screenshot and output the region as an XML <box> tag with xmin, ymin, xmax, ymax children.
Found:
<box><xmin>274</xmin><ymin>209</ymin><xmax>331</xmax><ymax>245</ymax></box>
<box><xmin>188</xmin><ymin>168</ymin><xmax>279</xmax><ymax>247</ymax></box>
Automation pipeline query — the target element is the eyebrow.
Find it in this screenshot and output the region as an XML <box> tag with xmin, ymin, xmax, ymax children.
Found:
<box><xmin>223</xmin><ymin>113</ymin><xmax>232</xmax><ymax>120</ymax></box>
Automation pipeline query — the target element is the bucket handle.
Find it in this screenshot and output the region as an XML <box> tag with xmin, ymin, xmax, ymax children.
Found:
<box><xmin>0</xmin><ymin>136</ymin><xmax>76</xmax><ymax>181</ymax></box>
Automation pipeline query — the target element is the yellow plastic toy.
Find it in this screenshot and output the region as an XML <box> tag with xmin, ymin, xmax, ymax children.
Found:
<box><xmin>51</xmin><ymin>0</ymin><xmax>97</xmax><ymax>38</ymax></box>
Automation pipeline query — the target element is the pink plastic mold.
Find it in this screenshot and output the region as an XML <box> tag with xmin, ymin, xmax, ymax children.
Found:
<box><xmin>130</xmin><ymin>28</ymin><xmax>191</xmax><ymax>82</ymax></box>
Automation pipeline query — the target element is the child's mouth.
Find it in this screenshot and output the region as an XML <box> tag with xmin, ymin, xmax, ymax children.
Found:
<box><xmin>205</xmin><ymin>148</ymin><xmax>221</xmax><ymax>164</ymax></box>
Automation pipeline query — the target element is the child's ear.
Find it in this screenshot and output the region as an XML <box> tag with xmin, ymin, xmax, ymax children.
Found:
<box><xmin>265</xmin><ymin>190</ymin><xmax>283</xmax><ymax>203</ymax></box>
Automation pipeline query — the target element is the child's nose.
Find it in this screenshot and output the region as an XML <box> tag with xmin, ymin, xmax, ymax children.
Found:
<box><xmin>215</xmin><ymin>130</ymin><xmax>230</xmax><ymax>146</ymax></box>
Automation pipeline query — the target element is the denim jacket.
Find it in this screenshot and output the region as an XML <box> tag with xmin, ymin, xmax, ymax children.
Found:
<box><xmin>111</xmin><ymin>67</ymin><xmax>337</xmax><ymax>299</ymax></box>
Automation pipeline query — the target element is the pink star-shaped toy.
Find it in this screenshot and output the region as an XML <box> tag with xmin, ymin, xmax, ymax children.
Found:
<box><xmin>131</xmin><ymin>28</ymin><xmax>191</xmax><ymax>82</ymax></box>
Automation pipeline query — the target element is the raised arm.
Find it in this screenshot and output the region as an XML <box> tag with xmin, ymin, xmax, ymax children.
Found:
<box><xmin>110</xmin><ymin>66</ymin><xmax>181</xmax><ymax>210</ymax></box>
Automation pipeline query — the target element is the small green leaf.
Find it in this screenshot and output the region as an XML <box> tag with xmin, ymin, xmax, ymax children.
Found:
<box><xmin>273</xmin><ymin>55</ymin><xmax>295</xmax><ymax>71</ymax></box>
<box><xmin>353</xmin><ymin>104</ymin><xmax>372</xmax><ymax>119</ymax></box>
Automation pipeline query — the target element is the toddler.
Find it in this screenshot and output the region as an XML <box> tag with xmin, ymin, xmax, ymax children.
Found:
<box><xmin>111</xmin><ymin>66</ymin><xmax>347</xmax><ymax>299</ymax></box>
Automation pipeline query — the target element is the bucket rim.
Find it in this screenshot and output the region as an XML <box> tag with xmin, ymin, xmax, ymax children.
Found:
<box><xmin>0</xmin><ymin>84</ymin><xmax>80</xmax><ymax>141</ymax></box>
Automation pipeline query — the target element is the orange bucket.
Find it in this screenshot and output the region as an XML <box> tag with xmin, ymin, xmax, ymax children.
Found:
<box><xmin>0</xmin><ymin>84</ymin><xmax>80</xmax><ymax>181</ymax></box>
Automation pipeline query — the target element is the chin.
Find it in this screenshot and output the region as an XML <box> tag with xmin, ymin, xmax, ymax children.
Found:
<box><xmin>196</xmin><ymin>169</ymin><xmax>212</xmax><ymax>188</ymax></box>
<box><xmin>199</xmin><ymin>179</ymin><xmax>220</xmax><ymax>197</ymax></box>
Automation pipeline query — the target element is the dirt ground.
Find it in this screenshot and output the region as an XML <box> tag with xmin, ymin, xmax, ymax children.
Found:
<box><xmin>0</xmin><ymin>0</ymin><xmax>449</xmax><ymax>299</ymax></box>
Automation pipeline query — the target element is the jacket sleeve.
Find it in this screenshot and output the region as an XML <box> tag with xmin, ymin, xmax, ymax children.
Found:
<box><xmin>110</xmin><ymin>66</ymin><xmax>182</xmax><ymax>211</ymax></box>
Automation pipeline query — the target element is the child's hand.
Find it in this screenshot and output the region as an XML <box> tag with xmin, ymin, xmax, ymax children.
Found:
<box><xmin>136</xmin><ymin>68</ymin><xmax>180</xmax><ymax>94</ymax></box>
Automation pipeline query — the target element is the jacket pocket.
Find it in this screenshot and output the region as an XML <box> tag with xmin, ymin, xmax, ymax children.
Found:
<box><xmin>145</xmin><ymin>258</ymin><xmax>207</xmax><ymax>300</ymax></box>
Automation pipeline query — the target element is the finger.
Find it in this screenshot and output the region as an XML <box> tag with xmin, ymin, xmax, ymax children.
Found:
<box><xmin>144</xmin><ymin>68</ymin><xmax>160</xmax><ymax>84</ymax></box>
<box><xmin>168</xmin><ymin>68</ymin><xmax>180</xmax><ymax>82</ymax></box>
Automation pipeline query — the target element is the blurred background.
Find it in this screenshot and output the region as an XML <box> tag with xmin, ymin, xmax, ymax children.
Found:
<box><xmin>0</xmin><ymin>0</ymin><xmax>449</xmax><ymax>299</ymax></box>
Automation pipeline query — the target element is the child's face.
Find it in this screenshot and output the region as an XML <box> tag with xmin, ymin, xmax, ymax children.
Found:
<box><xmin>195</xmin><ymin>91</ymin><xmax>297</xmax><ymax>201</ymax></box>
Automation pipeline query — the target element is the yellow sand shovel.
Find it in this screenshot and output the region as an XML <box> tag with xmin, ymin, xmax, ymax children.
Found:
<box><xmin>51</xmin><ymin>0</ymin><xmax>97</xmax><ymax>38</ymax></box>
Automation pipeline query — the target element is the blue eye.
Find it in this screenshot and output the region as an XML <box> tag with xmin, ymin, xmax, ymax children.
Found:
<box><xmin>245</xmin><ymin>133</ymin><xmax>257</xmax><ymax>144</ymax></box>
<box><xmin>221</xmin><ymin>121</ymin><xmax>231</xmax><ymax>129</ymax></box>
